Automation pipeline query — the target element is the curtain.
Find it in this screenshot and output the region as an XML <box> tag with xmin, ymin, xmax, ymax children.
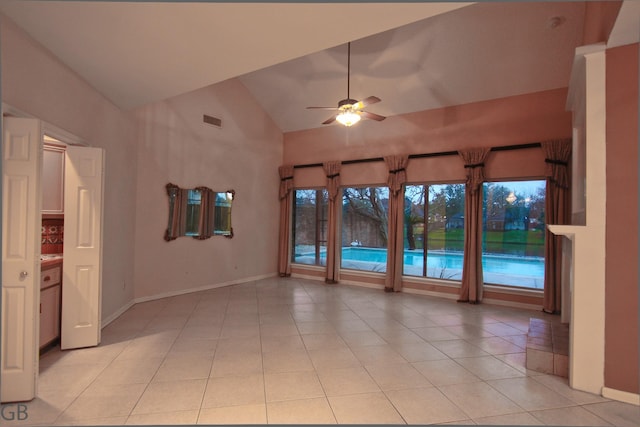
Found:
<box><xmin>458</xmin><ymin>148</ymin><xmax>491</xmax><ymax>303</ymax></box>
<box><xmin>323</xmin><ymin>161</ymin><xmax>341</xmax><ymax>284</ymax></box>
<box><xmin>384</xmin><ymin>155</ymin><xmax>409</xmax><ymax>292</ymax></box>
<box><xmin>278</xmin><ymin>165</ymin><xmax>295</xmax><ymax>277</ymax></box>
<box><xmin>541</xmin><ymin>139</ymin><xmax>571</xmax><ymax>313</ymax></box>
<box><xmin>164</xmin><ymin>183</ymin><xmax>187</xmax><ymax>241</ymax></box>
<box><xmin>195</xmin><ymin>186</ymin><xmax>215</xmax><ymax>240</ymax></box>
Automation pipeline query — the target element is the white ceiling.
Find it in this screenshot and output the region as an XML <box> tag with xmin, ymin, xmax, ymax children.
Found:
<box><xmin>0</xmin><ymin>1</ymin><xmax>624</xmax><ymax>133</ymax></box>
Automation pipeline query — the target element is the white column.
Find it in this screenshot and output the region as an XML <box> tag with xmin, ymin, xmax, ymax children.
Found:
<box><xmin>549</xmin><ymin>43</ymin><xmax>606</xmax><ymax>395</ymax></box>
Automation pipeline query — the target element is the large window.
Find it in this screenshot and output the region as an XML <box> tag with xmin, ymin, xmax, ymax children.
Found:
<box><xmin>404</xmin><ymin>184</ymin><xmax>465</xmax><ymax>280</ymax></box>
<box><xmin>292</xmin><ymin>189</ymin><xmax>328</xmax><ymax>266</ymax></box>
<box><xmin>482</xmin><ymin>180</ymin><xmax>546</xmax><ymax>289</ymax></box>
<box><xmin>341</xmin><ymin>187</ymin><xmax>390</xmax><ymax>272</ymax></box>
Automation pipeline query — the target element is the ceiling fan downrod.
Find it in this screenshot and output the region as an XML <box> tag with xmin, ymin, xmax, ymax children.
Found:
<box><xmin>342</xmin><ymin>42</ymin><xmax>357</xmax><ymax>108</ymax></box>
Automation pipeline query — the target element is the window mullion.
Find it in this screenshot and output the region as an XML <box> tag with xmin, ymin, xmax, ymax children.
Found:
<box><xmin>423</xmin><ymin>185</ymin><xmax>428</xmax><ymax>277</ymax></box>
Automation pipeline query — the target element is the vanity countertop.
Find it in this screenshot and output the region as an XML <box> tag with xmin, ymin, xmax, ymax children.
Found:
<box><xmin>41</xmin><ymin>254</ymin><xmax>63</xmax><ymax>268</ymax></box>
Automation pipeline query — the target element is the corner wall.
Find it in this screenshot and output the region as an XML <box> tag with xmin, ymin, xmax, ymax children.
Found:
<box><xmin>1</xmin><ymin>14</ymin><xmax>137</xmax><ymax>322</ymax></box>
<box><xmin>604</xmin><ymin>43</ymin><xmax>639</xmax><ymax>396</ymax></box>
<box><xmin>132</xmin><ymin>79</ymin><xmax>282</xmax><ymax>300</ymax></box>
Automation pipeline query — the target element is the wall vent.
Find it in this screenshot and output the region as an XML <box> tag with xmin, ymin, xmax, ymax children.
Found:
<box><xmin>203</xmin><ymin>114</ymin><xmax>222</xmax><ymax>128</ymax></box>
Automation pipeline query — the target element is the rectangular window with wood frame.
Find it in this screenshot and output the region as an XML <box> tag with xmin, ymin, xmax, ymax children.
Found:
<box><xmin>292</xmin><ymin>189</ymin><xmax>329</xmax><ymax>266</ymax></box>
<box><xmin>404</xmin><ymin>183</ymin><xmax>465</xmax><ymax>280</ymax></box>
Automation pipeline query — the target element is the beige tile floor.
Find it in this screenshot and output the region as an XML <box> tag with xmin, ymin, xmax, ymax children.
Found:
<box><xmin>6</xmin><ymin>277</ymin><xmax>639</xmax><ymax>426</ymax></box>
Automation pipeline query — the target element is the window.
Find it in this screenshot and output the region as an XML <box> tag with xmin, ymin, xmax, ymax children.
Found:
<box><xmin>292</xmin><ymin>189</ymin><xmax>328</xmax><ymax>266</ymax></box>
<box><xmin>482</xmin><ymin>180</ymin><xmax>546</xmax><ymax>289</ymax></box>
<box><xmin>341</xmin><ymin>187</ymin><xmax>389</xmax><ymax>272</ymax></box>
<box><xmin>404</xmin><ymin>184</ymin><xmax>465</xmax><ymax>280</ymax></box>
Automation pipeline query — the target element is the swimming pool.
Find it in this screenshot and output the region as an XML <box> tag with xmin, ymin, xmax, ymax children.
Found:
<box><xmin>294</xmin><ymin>246</ymin><xmax>544</xmax><ymax>289</ymax></box>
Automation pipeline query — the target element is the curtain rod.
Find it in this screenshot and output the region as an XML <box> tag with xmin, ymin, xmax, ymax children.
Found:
<box><xmin>292</xmin><ymin>142</ymin><xmax>542</xmax><ymax>169</ymax></box>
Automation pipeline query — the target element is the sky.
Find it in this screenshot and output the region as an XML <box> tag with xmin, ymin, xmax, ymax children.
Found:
<box><xmin>495</xmin><ymin>180</ymin><xmax>546</xmax><ymax>198</ymax></box>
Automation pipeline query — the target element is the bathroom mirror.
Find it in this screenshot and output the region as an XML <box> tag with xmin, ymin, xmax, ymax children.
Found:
<box><xmin>165</xmin><ymin>183</ymin><xmax>234</xmax><ymax>241</ymax></box>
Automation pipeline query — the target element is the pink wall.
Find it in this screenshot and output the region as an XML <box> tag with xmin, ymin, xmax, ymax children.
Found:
<box><xmin>604</xmin><ymin>43</ymin><xmax>639</xmax><ymax>395</ymax></box>
<box><xmin>132</xmin><ymin>79</ymin><xmax>283</xmax><ymax>299</ymax></box>
<box><xmin>1</xmin><ymin>14</ymin><xmax>137</xmax><ymax>321</ymax></box>
<box><xmin>285</xmin><ymin>89</ymin><xmax>572</xmax><ymax>186</ymax></box>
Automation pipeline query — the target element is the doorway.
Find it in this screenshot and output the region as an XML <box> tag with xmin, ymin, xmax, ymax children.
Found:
<box><xmin>2</xmin><ymin>115</ymin><xmax>105</xmax><ymax>403</ymax></box>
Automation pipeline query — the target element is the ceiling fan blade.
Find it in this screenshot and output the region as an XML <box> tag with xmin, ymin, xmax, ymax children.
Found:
<box><xmin>307</xmin><ymin>106</ymin><xmax>339</xmax><ymax>110</ymax></box>
<box><xmin>322</xmin><ymin>115</ymin><xmax>338</xmax><ymax>125</ymax></box>
<box><xmin>354</xmin><ymin>96</ymin><xmax>381</xmax><ymax>110</ymax></box>
<box><xmin>361</xmin><ymin>111</ymin><xmax>386</xmax><ymax>122</ymax></box>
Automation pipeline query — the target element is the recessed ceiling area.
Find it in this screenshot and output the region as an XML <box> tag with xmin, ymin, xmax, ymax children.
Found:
<box><xmin>239</xmin><ymin>1</ymin><xmax>587</xmax><ymax>132</ymax></box>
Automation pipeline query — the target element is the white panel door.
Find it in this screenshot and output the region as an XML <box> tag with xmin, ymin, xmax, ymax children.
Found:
<box><xmin>1</xmin><ymin>117</ymin><xmax>41</xmax><ymax>402</ymax></box>
<box><xmin>61</xmin><ymin>146</ymin><xmax>104</xmax><ymax>350</ymax></box>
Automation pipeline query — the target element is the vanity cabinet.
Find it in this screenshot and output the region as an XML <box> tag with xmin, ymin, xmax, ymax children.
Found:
<box><xmin>42</xmin><ymin>144</ymin><xmax>65</xmax><ymax>215</ymax></box>
<box><xmin>40</xmin><ymin>263</ymin><xmax>62</xmax><ymax>349</ymax></box>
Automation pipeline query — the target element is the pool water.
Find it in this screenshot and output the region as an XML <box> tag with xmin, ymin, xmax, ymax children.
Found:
<box><xmin>294</xmin><ymin>246</ymin><xmax>544</xmax><ymax>289</ymax></box>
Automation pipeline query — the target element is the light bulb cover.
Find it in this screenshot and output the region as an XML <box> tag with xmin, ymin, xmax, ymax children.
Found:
<box><xmin>336</xmin><ymin>110</ymin><xmax>361</xmax><ymax>126</ymax></box>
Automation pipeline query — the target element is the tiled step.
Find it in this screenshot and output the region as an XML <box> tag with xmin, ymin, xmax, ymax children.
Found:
<box><xmin>525</xmin><ymin>318</ymin><xmax>569</xmax><ymax>377</ymax></box>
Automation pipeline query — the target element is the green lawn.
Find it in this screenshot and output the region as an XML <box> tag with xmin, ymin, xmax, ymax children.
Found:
<box><xmin>410</xmin><ymin>229</ymin><xmax>545</xmax><ymax>257</ymax></box>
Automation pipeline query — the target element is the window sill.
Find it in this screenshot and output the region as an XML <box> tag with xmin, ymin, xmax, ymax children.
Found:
<box><xmin>484</xmin><ymin>284</ymin><xmax>543</xmax><ymax>297</ymax></box>
<box><xmin>291</xmin><ymin>263</ymin><xmax>325</xmax><ymax>271</ymax></box>
<box><xmin>402</xmin><ymin>275</ymin><xmax>461</xmax><ymax>288</ymax></box>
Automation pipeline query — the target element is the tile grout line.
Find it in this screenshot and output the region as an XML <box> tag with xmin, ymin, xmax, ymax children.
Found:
<box><xmin>29</xmin><ymin>277</ymin><xmax>637</xmax><ymax>426</ymax></box>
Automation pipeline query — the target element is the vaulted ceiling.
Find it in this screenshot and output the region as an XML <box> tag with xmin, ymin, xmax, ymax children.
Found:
<box><xmin>0</xmin><ymin>1</ymin><xmax>634</xmax><ymax>133</ymax></box>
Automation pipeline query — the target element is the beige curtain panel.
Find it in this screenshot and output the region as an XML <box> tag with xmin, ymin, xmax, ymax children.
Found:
<box><xmin>195</xmin><ymin>186</ymin><xmax>214</xmax><ymax>240</ymax></box>
<box><xmin>323</xmin><ymin>161</ymin><xmax>341</xmax><ymax>284</ymax></box>
<box><xmin>541</xmin><ymin>139</ymin><xmax>572</xmax><ymax>313</ymax></box>
<box><xmin>384</xmin><ymin>155</ymin><xmax>409</xmax><ymax>292</ymax></box>
<box><xmin>278</xmin><ymin>165</ymin><xmax>295</xmax><ymax>277</ymax></box>
<box><xmin>458</xmin><ymin>148</ymin><xmax>491</xmax><ymax>303</ymax></box>
<box><xmin>164</xmin><ymin>183</ymin><xmax>187</xmax><ymax>241</ymax></box>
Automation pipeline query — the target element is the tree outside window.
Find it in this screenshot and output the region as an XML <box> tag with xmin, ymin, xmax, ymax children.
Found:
<box><xmin>292</xmin><ymin>189</ymin><xmax>328</xmax><ymax>266</ymax></box>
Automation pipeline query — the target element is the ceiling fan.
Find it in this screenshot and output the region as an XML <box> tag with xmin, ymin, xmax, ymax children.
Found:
<box><xmin>307</xmin><ymin>42</ymin><xmax>386</xmax><ymax>127</ymax></box>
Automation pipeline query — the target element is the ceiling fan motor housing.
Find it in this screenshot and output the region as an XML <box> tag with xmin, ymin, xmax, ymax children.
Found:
<box><xmin>338</xmin><ymin>98</ymin><xmax>359</xmax><ymax>109</ymax></box>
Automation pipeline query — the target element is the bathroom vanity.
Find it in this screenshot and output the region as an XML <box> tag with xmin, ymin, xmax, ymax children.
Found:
<box><xmin>40</xmin><ymin>255</ymin><xmax>62</xmax><ymax>350</ymax></box>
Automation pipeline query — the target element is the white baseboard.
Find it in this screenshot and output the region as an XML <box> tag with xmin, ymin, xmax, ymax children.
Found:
<box><xmin>338</xmin><ymin>279</ymin><xmax>385</xmax><ymax>290</ymax></box>
<box><xmin>98</xmin><ymin>273</ymin><xmax>278</xmax><ymax>330</ymax></box>
<box><xmin>602</xmin><ymin>386</ymin><xmax>640</xmax><ymax>406</ymax></box>
<box><xmin>292</xmin><ymin>274</ymin><xmax>541</xmax><ymax>310</ymax></box>
<box><xmin>402</xmin><ymin>286</ymin><xmax>459</xmax><ymax>300</ymax></box>
<box><xmin>101</xmin><ymin>299</ymin><xmax>135</xmax><ymax>328</ymax></box>
<box><xmin>133</xmin><ymin>273</ymin><xmax>278</xmax><ymax>304</ymax></box>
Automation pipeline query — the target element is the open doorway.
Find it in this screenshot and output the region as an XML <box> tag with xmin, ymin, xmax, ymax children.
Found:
<box><xmin>2</xmin><ymin>113</ymin><xmax>105</xmax><ymax>403</ymax></box>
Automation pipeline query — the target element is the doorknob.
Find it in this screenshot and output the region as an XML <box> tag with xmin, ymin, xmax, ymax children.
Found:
<box><xmin>20</xmin><ymin>271</ymin><xmax>28</xmax><ymax>278</ymax></box>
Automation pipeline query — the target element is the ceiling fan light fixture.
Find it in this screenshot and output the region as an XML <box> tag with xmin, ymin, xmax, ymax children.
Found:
<box><xmin>336</xmin><ymin>110</ymin><xmax>361</xmax><ymax>126</ymax></box>
<box><xmin>307</xmin><ymin>42</ymin><xmax>385</xmax><ymax>126</ymax></box>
